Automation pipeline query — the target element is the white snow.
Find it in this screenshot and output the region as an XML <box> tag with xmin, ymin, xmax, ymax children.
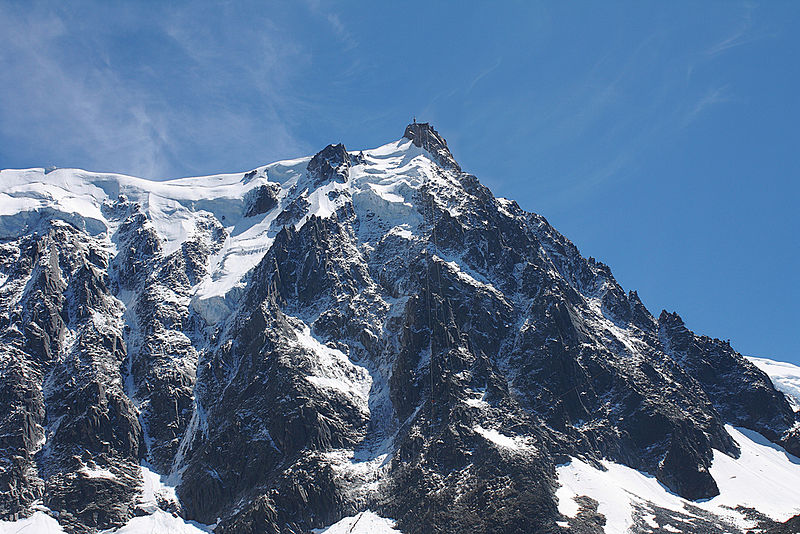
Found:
<box><xmin>0</xmin><ymin>511</ymin><xmax>65</xmax><ymax>534</ymax></box>
<box><xmin>295</xmin><ymin>325</ymin><xmax>372</xmax><ymax>414</ymax></box>
<box><xmin>556</xmin><ymin>425</ymin><xmax>800</xmax><ymax>532</ymax></box>
<box><xmin>586</xmin><ymin>295</ymin><xmax>645</xmax><ymax>360</ymax></box>
<box><xmin>747</xmin><ymin>356</ymin><xmax>800</xmax><ymax>408</ymax></box>
<box><xmin>0</xmin><ymin>508</ymin><xmax>210</xmax><ymax>534</ymax></box>
<box><xmin>323</xmin><ymin>448</ymin><xmax>392</xmax><ymax>505</ymax></box>
<box><xmin>139</xmin><ymin>464</ymin><xmax>180</xmax><ymax>514</ymax></box>
<box><xmin>368</xmin><ymin>182</ymin><xmax>406</xmax><ymax>204</ymax></box>
<box><xmin>463</xmin><ymin>388</ymin><xmax>489</xmax><ymax>409</ymax></box>
<box><xmin>312</xmin><ymin>511</ymin><xmax>401</xmax><ymax>534</ymax></box>
<box><xmin>473</xmin><ymin>425</ymin><xmax>535</xmax><ymax>452</ymax></box>
<box><xmin>0</xmin><ymin>469</ymin><xmax>205</xmax><ymax>533</ymax></box>
<box><xmin>387</xmin><ymin>225</ymin><xmax>414</xmax><ymax>240</ymax></box>
<box><xmin>110</xmin><ymin>510</ymin><xmax>211</xmax><ymax>534</ymax></box>
<box><xmin>708</xmin><ymin>426</ymin><xmax>800</xmax><ymax>519</ymax></box>
<box><xmin>79</xmin><ymin>466</ymin><xmax>116</xmax><ymax>479</ymax></box>
<box><xmin>441</xmin><ymin>258</ymin><xmax>507</xmax><ymax>302</ymax></box>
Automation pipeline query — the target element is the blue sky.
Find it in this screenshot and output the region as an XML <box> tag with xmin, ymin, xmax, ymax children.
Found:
<box><xmin>1</xmin><ymin>1</ymin><xmax>798</xmax><ymax>364</ymax></box>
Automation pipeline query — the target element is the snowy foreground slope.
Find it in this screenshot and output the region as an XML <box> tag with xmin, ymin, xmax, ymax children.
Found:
<box><xmin>1</xmin><ymin>123</ymin><xmax>799</xmax><ymax>534</ymax></box>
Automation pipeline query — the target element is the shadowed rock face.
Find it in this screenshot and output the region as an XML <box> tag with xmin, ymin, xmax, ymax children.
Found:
<box><xmin>0</xmin><ymin>124</ymin><xmax>798</xmax><ymax>533</ymax></box>
<box><xmin>245</xmin><ymin>183</ymin><xmax>280</xmax><ymax>218</ymax></box>
<box><xmin>658</xmin><ymin>311</ymin><xmax>800</xmax><ymax>458</ymax></box>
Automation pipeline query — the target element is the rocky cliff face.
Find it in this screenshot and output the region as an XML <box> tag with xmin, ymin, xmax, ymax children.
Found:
<box><xmin>0</xmin><ymin>123</ymin><xmax>798</xmax><ymax>533</ymax></box>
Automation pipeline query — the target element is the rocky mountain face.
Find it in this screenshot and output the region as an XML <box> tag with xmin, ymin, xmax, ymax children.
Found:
<box><xmin>0</xmin><ymin>123</ymin><xmax>799</xmax><ymax>533</ymax></box>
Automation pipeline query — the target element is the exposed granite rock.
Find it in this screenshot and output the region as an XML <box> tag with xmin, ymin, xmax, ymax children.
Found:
<box><xmin>245</xmin><ymin>183</ymin><xmax>281</xmax><ymax>218</ymax></box>
<box><xmin>307</xmin><ymin>143</ymin><xmax>350</xmax><ymax>188</ymax></box>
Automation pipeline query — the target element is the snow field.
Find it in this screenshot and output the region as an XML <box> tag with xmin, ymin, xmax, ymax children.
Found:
<box><xmin>313</xmin><ymin>511</ymin><xmax>401</xmax><ymax>534</ymax></box>
<box><xmin>556</xmin><ymin>425</ymin><xmax>800</xmax><ymax>533</ymax></box>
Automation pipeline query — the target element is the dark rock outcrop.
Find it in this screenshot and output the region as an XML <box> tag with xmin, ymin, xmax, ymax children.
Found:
<box><xmin>244</xmin><ymin>183</ymin><xmax>280</xmax><ymax>218</ymax></box>
<box><xmin>307</xmin><ymin>143</ymin><xmax>350</xmax><ymax>187</ymax></box>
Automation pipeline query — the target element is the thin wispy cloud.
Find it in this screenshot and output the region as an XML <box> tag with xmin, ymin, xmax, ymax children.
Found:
<box><xmin>302</xmin><ymin>0</ymin><xmax>359</xmax><ymax>51</ymax></box>
<box><xmin>0</xmin><ymin>5</ymin><xmax>169</xmax><ymax>177</ymax></box>
<box><xmin>683</xmin><ymin>85</ymin><xmax>736</xmax><ymax>127</ymax></box>
<box><xmin>518</xmin><ymin>3</ymin><xmax>768</xmax><ymax>211</ymax></box>
<box><xmin>705</xmin><ymin>3</ymin><xmax>756</xmax><ymax>58</ymax></box>
<box><xmin>466</xmin><ymin>58</ymin><xmax>502</xmax><ymax>94</ymax></box>
<box><xmin>0</xmin><ymin>2</ymin><xmax>311</xmax><ymax>179</ymax></box>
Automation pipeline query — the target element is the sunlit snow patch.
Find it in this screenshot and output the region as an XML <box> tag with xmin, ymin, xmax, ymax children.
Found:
<box><xmin>463</xmin><ymin>388</ymin><xmax>489</xmax><ymax>409</ymax></box>
<box><xmin>0</xmin><ymin>512</ymin><xmax>65</xmax><ymax>534</ymax></box>
<box><xmin>313</xmin><ymin>511</ymin><xmax>401</xmax><ymax>534</ymax></box>
<box><xmin>295</xmin><ymin>325</ymin><xmax>372</xmax><ymax>414</ymax></box>
<box><xmin>474</xmin><ymin>425</ymin><xmax>535</xmax><ymax>452</ymax></box>
<box><xmin>139</xmin><ymin>464</ymin><xmax>180</xmax><ymax>513</ymax></box>
<box><xmin>111</xmin><ymin>510</ymin><xmax>211</xmax><ymax>534</ymax></box>
<box><xmin>0</xmin><ymin>135</ymin><xmax>442</xmax><ymax>323</ymax></box>
<box><xmin>75</xmin><ymin>458</ymin><xmax>117</xmax><ymax>480</ymax></box>
<box><xmin>556</xmin><ymin>425</ymin><xmax>800</xmax><ymax>533</ymax></box>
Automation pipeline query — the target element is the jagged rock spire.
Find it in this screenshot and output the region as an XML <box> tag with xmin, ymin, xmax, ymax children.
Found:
<box><xmin>307</xmin><ymin>143</ymin><xmax>350</xmax><ymax>187</ymax></box>
<box><xmin>403</xmin><ymin>122</ymin><xmax>460</xmax><ymax>171</ymax></box>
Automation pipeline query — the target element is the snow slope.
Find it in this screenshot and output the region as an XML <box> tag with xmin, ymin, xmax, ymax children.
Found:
<box><xmin>0</xmin><ymin>512</ymin><xmax>65</xmax><ymax>534</ymax></box>
<box><xmin>313</xmin><ymin>511</ymin><xmax>401</xmax><ymax>534</ymax></box>
<box><xmin>0</xmin><ymin>510</ymin><xmax>209</xmax><ymax>534</ymax></box>
<box><xmin>556</xmin><ymin>425</ymin><xmax>800</xmax><ymax>533</ymax></box>
<box><xmin>747</xmin><ymin>356</ymin><xmax>800</xmax><ymax>408</ymax></box>
<box><xmin>110</xmin><ymin>510</ymin><xmax>211</xmax><ymax>534</ymax></box>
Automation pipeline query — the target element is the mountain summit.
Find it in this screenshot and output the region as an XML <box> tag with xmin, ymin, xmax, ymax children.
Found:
<box><xmin>403</xmin><ymin>121</ymin><xmax>460</xmax><ymax>171</ymax></box>
<box><xmin>0</xmin><ymin>124</ymin><xmax>799</xmax><ymax>533</ymax></box>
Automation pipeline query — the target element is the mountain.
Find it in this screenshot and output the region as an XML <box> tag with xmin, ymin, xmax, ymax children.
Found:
<box><xmin>1</xmin><ymin>123</ymin><xmax>799</xmax><ymax>534</ymax></box>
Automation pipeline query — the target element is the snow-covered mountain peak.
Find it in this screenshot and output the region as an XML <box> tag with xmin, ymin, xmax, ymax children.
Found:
<box><xmin>4</xmin><ymin>123</ymin><xmax>799</xmax><ymax>534</ymax></box>
<box><xmin>403</xmin><ymin>121</ymin><xmax>460</xmax><ymax>171</ymax></box>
